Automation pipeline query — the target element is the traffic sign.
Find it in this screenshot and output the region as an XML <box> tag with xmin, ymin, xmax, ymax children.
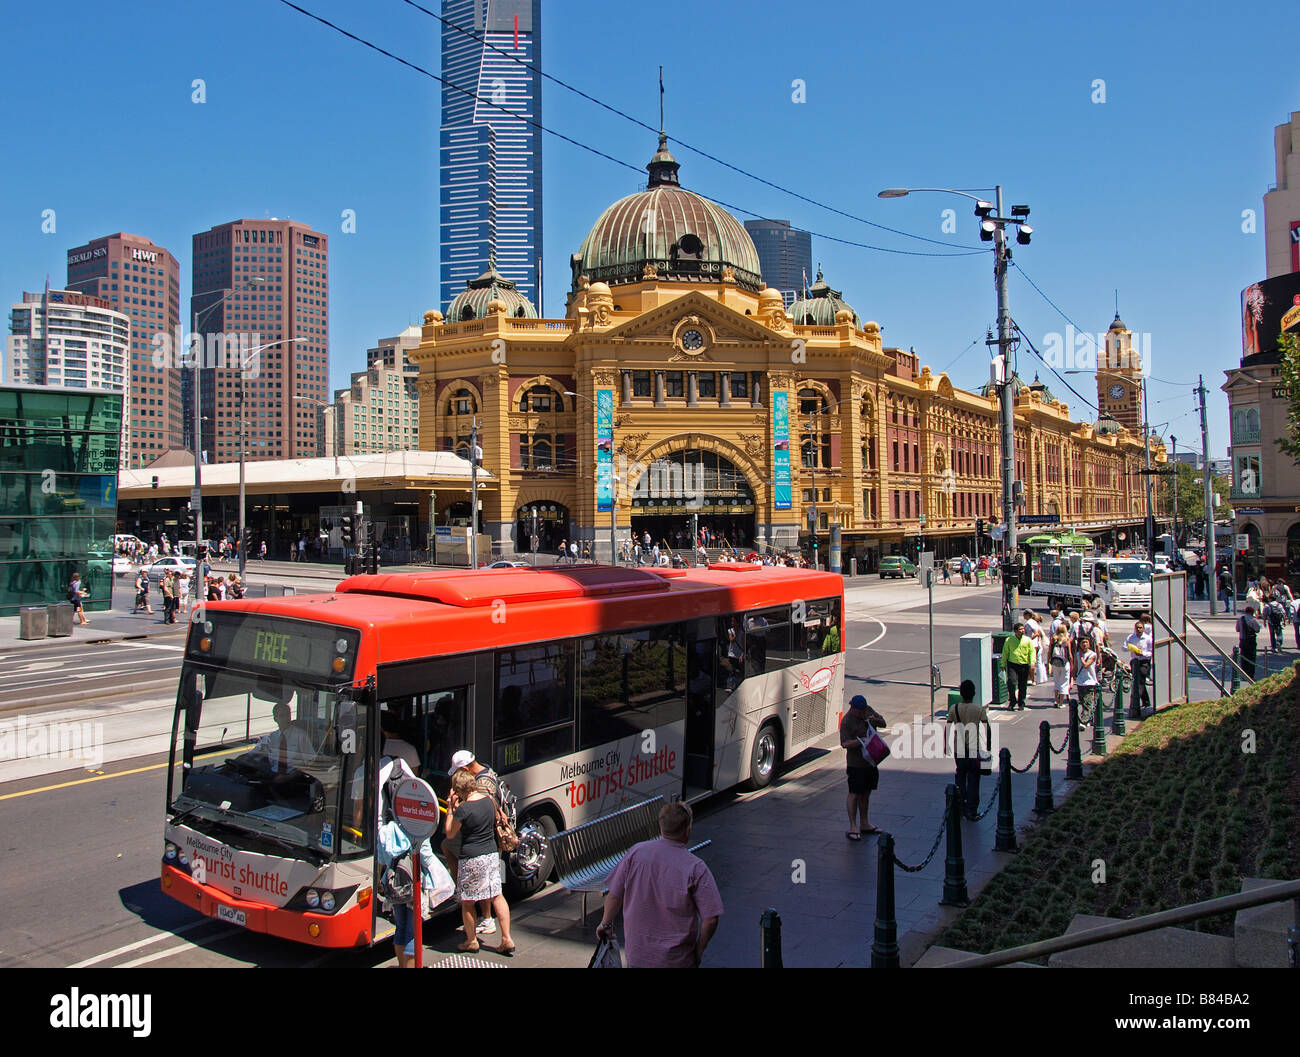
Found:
<box><xmin>1235</xmin><ymin>508</ymin><xmax>1263</xmax><ymax>515</ymax></box>
<box><xmin>1235</xmin><ymin>534</ymin><xmax>1250</xmax><ymax>552</ymax></box>
<box><xmin>1019</xmin><ymin>514</ymin><xmax>1061</xmax><ymax>525</ymax></box>
<box><xmin>919</xmin><ymin>514</ymin><xmax>927</xmax><ymax>527</ymax></box>
<box><xmin>391</xmin><ymin>776</ymin><xmax>440</xmax><ymax>843</ymax></box>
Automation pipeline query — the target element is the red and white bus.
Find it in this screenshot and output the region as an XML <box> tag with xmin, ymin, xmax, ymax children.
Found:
<box><xmin>162</xmin><ymin>564</ymin><xmax>844</xmax><ymax>947</ymax></box>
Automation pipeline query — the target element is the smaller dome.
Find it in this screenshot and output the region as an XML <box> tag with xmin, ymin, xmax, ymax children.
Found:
<box><xmin>1096</xmin><ymin>414</ymin><xmax>1122</xmax><ymax>435</ymax></box>
<box><xmin>1109</xmin><ymin>312</ymin><xmax>1127</xmax><ymax>333</ymax></box>
<box><xmin>788</xmin><ymin>266</ymin><xmax>862</xmax><ymax>327</ymax></box>
<box><xmin>1026</xmin><ymin>372</ymin><xmax>1056</xmax><ymax>404</ymax></box>
<box><xmin>980</xmin><ymin>370</ymin><xmax>1030</xmax><ymax>399</ymax></box>
<box><xmin>446</xmin><ymin>257</ymin><xmax>538</xmax><ymax>321</ymax></box>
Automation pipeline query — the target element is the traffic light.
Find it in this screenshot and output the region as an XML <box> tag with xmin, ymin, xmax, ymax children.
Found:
<box><xmin>976</xmin><ymin>517</ymin><xmax>984</xmax><ymax>537</ymax></box>
<box><xmin>367</xmin><ymin>522</ymin><xmax>379</xmax><ymax>575</ymax></box>
<box><xmin>340</xmin><ymin>513</ymin><xmax>354</xmax><ymax>547</ymax></box>
<box><xmin>183</xmin><ymin>503</ymin><xmax>196</xmax><ymax>539</ymax></box>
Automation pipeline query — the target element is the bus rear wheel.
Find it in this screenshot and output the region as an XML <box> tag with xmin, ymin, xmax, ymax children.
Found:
<box><xmin>505</xmin><ymin>812</ymin><xmax>557</xmax><ymax>900</ymax></box>
<box><xmin>748</xmin><ymin>723</ymin><xmax>783</xmax><ymax>790</ymax></box>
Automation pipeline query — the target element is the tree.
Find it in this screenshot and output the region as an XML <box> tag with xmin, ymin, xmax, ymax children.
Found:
<box><xmin>1273</xmin><ymin>332</ymin><xmax>1300</xmax><ymax>463</ymax></box>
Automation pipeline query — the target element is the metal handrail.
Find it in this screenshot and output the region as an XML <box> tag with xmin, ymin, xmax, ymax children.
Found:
<box><xmin>1185</xmin><ymin>612</ymin><xmax>1256</xmax><ymax>685</ymax></box>
<box><xmin>947</xmin><ymin>877</ymin><xmax>1300</xmax><ymax>967</ymax></box>
<box><xmin>1148</xmin><ymin>609</ymin><xmax>1230</xmax><ymax>697</ymax></box>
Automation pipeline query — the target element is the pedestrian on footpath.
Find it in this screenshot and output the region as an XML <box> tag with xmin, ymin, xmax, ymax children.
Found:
<box><xmin>840</xmin><ymin>694</ymin><xmax>887</xmax><ymax>839</ymax></box>
<box><xmin>947</xmin><ymin>679</ymin><xmax>989</xmax><ymax>819</ymax></box>
<box><xmin>1124</xmin><ymin>618</ymin><xmax>1153</xmax><ymax>716</ymax></box>
<box><xmin>161</xmin><ymin>571</ymin><xmax>177</xmax><ymax>623</ymax></box>
<box><xmin>133</xmin><ymin>569</ymin><xmax>153</xmax><ymax>615</ymax></box>
<box><xmin>1218</xmin><ymin>566</ymin><xmax>1235</xmax><ymax>613</ymax></box>
<box><xmin>1000</xmin><ymin>621</ymin><xmax>1036</xmax><ymax>710</ymax></box>
<box><xmin>596</xmin><ymin>802</ymin><xmax>723</xmax><ymax>968</ymax></box>
<box><xmin>1236</xmin><ymin>605</ymin><xmax>1261</xmax><ymax>680</ymax></box>
<box><xmin>1049</xmin><ymin>628</ymin><xmax>1073</xmax><ymax>708</ymax></box>
<box><xmin>1265</xmin><ymin>597</ymin><xmax>1286</xmax><ymax>652</ymax></box>
<box><xmin>67</xmin><ymin>572</ymin><xmax>90</xmax><ymax>626</ymax></box>
<box><xmin>1076</xmin><ymin>639</ymin><xmax>1100</xmax><ymax>725</ymax></box>
<box><xmin>1291</xmin><ymin>596</ymin><xmax>1300</xmax><ymax>650</ymax></box>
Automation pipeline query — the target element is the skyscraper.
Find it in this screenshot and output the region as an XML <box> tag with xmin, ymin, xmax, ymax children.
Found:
<box><xmin>65</xmin><ymin>233</ymin><xmax>181</xmax><ymax>468</ymax></box>
<box><xmin>191</xmin><ymin>218</ymin><xmax>330</xmax><ymax>463</ymax></box>
<box><xmin>6</xmin><ymin>289</ymin><xmax>131</xmax><ymax>467</ymax></box>
<box><xmin>744</xmin><ymin>219</ymin><xmax>812</xmax><ymax>309</ymax></box>
<box><xmin>1263</xmin><ymin>110</ymin><xmax>1300</xmax><ymax>278</ymax></box>
<box><xmin>440</xmin><ymin>0</ymin><xmax>543</xmax><ymax>312</ymax></box>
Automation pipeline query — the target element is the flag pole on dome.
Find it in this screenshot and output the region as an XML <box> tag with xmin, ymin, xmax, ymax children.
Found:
<box><xmin>659</xmin><ymin>65</ymin><xmax>664</xmax><ymax>138</ymax></box>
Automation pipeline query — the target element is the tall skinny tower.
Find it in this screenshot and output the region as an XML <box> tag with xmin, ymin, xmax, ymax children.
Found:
<box><xmin>439</xmin><ymin>0</ymin><xmax>543</xmax><ymax>312</ymax></box>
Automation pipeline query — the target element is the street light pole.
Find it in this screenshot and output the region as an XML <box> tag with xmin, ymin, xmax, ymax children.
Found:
<box><xmin>192</xmin><ymin>277</ymin><xmax>265</xmax><ymax>557</ymax></box>
<box><xmin>470</xmin><ymin>417</ymin><xmax>480</xmax><ymax>569</ymax></box>
<box><xmin>1142</xmin><ymin>383</ymin><xmax>1155</xmax><ymax>557</ymax></box>
<box><xmin>1171</xmin><ymin>434</ymin><xmax>1179</xmax><ymax>547</ymax></box>
<box><xmin>880</xmin><ymin>185</ymin><xmax>1031</xmax><ymax>631</ymax></box>
<box><xmin>237</xmin><ymin>337</ymin><xmax>304</xmax><ymax>580</ymax></box>
<box><xmin>1199</xmin><ymin>375</ymin><xmax>1217</xmax><ymax>615</ymax></box>
<box><xmin>993</xmin><ymin>185</ymin><xmax>1018</xmax><ymax>632</ymax></box>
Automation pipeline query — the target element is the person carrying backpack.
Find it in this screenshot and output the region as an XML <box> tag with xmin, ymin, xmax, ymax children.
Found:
<box><xmin>133</xmin><ymin>569</ymin><xmax>153</xmax><ymax>615</ymax></box>
<box><xmin>376</xmin><ymin>756</ymin><xmax>454</xmax><ymax>968</ymax></box>
<box><xmin>1265</xmin><ymin>598</ymin><xmax>1285</xmax><ymax>652</ymax></box>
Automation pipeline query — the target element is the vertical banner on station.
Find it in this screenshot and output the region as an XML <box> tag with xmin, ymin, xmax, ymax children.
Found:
<box><xmin>596</xmin><ymin>389</ymin><xmax>614</xmax><ymax>513</ymax></box>
<box><xmin>773</xmin><ymin>391</ymin><xmax>791</xmax><ymax>510</ymax></box>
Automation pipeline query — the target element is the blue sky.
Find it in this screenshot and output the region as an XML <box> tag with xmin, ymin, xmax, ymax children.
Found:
<box><xmin>2</xmin><ymin>0</ymin><xmax>1298</xmax><ymax>459</ymax></box>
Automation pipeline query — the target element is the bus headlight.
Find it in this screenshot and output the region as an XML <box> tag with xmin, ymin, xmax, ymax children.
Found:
<box><xmin>320</xmin><ymin>892</ymin><xmax>335</xmax><ymax>911</ymax></box>
<box><xmin>332</xmin><ymin>657</ymin><xmax>345</xmax><ymax>673</ymax></box>
<box><xmin>305</xmin><ymin>889</ymin><xmax>320</xmax><ymax>908</ymax></box>
<box><xmin>178</xmin><ymin>852</ymin><xmax>190</xmax><ymax>867</ymax></box>
<box><xmin>335</xmin><ymin>638</ymin><xmax>349</xmax><ymax>653</ymax></box>
<box><xmin>165</xmin><ymin>842</ymin><xmax>178</xmax><ymax>861</ymax></box>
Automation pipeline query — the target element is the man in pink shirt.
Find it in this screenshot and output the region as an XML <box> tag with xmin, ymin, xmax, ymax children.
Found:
<box><xmin>597</xmin><ymin>802</ymin><xmax>723</xmax><ymax>968</ymax></box>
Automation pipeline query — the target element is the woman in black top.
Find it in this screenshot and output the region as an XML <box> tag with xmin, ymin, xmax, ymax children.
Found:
<box><xmin>443</xmin><ymin>768</ymin><xmax>515</xmax><ymax>955</ymax></box>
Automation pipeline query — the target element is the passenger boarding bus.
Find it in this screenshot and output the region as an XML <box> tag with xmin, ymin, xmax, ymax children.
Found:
<box><xmin>162</xmin><ymin>564</ymin><xmax>845</xmax><ymax>948</ymax></box>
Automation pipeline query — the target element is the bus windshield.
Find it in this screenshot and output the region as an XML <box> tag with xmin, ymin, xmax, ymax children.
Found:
<box><xmin>1107</xmin><ymin>562</ymin><xmax>1152</xmax><ymax>583</ymax></box>
<box><xmin>168</xmin><ymin>664</ymin><xmax>369</xmax><ymax>859</ymax></box>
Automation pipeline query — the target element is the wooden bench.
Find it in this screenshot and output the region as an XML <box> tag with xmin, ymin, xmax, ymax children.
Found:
<box><xmin>549</xmin><ymin>796</ymin><xmax>712</xmax><ymax>922</ymax></box>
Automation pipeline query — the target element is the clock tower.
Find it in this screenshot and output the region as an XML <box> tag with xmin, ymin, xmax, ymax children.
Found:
<box><xmin>1098</xmin><ymin>312</ymin><xmax>1142</xmax><ymax>433</ymax></box>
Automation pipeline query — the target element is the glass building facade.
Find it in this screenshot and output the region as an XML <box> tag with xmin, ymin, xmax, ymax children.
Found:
<box><xmin>0</xmin><ymin>385</ymin><xmax>122</xmax><ymax>616</ymax></box>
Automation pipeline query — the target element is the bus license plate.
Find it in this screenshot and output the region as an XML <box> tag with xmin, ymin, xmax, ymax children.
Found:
<box><xmin>216</xmin><ymin>904</ymin><xmax>246</xmax><ymax>927</ymax></box>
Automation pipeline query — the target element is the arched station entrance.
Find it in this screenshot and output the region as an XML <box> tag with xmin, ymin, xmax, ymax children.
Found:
<box><xmin>628</xmin><ymin>449</ymin><xmax>757</xmax><ymax>552</ymax></box>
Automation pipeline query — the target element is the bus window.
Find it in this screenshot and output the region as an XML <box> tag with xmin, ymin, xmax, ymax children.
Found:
<box><xmin>579</xmin><ymin>625</ymin><xmax>687</xmax><ymax>750</ymax></box>
<box><xmin>745</xmin><ymin>607</ymin><xmax>792</xmax><ymax>674</ymax></box>
<box><xmin>718</xmin><ymin>617</ymin><xmax>745</xmax><ymax>692</ymax></box>
<box><xmin>493</xmin><ymin>642</ymin><xmax>574</xmax><ymax>773</ymax></box>
<box><xmin>795</xmin><ymin>598</ymin><xmax>842</xmax><ymax>659</ymax></box>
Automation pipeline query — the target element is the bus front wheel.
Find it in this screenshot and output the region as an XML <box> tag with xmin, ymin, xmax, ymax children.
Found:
<box><xmin>506</xmin><ymin>812</ymin><xmax>557</xmax><ymax>900</ymax></box>
<box><xmin>748</xmin><ymin>723</ymin><xmax>783</xmax><ymax>790</ymax></box>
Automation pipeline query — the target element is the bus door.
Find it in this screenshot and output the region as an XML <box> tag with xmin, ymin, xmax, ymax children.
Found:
<box><xmin>684</xmin><ymin>623</ymin><xmax>717</xmax><ymax>795</ymax></box>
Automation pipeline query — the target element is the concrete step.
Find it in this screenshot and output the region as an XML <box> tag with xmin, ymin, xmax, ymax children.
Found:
<box><xmin>1047</xmin><ymin>914</ymin><xmax>1235</xmax><ymax>968</ymax></box>
<box><xmin>1234</xmin><ymin>877</ymin><xmax>1294</xmax><ymax>969</ymax></box>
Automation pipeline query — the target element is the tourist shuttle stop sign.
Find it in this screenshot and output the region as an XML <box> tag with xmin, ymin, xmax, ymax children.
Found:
<box><xmin>391</xmin><ymin>777</ymin><xmax>440</xmax><ymax>842</ymax></box>
<box><xmin>390</xmin><ymin>774</ymin><xmax>439</xmax><ymax>967</ymax></box>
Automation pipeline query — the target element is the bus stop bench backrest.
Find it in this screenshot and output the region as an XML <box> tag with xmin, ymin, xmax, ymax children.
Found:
<box><xmin>550</xmin><ymin>796</ymin><xmax>665</xmax><ymax>891</ymax></box>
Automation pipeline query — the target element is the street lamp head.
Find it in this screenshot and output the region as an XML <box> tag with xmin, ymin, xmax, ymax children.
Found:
<box><xmin>974</xmin><ymin>200</ymin><xmax>994</xmax><ymax>218</ymax></box>
<box><xmin>562</xmin><ymin>391</ymin><xmax>578</xmax><ymax>398</ymax></box>
<box><xmin>247</xmin><ymin>276</ymin><xmax>266</xmax><ymax>286</ymax></box>
<box><xmin>1016</xmin><ymin>225</ymin><xmax>1033</xmax><ymax>246</ymax></box>
<box><xmin>877</xmin><ymin>188</ymin><xmax>910</xmax><ymax>198</ymax></box>
<box><xmin>979</xmin><ymin>219</ymin><xmax>996</xmax><ymax>241</ymax></box>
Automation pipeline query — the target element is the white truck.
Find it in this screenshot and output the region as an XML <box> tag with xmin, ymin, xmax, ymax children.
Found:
<box><xmin>1029</xmin><ymin>554</ymin><xmax>1152</xmax><ymax>616</ymax></box>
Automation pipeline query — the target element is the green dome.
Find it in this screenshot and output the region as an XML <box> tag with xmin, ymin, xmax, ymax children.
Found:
<box><xmin>446</xmin><ymin>258</ymin><xmax>538</xmax><ymax>321</ymax></box>
<box><xmin>1096</xmin><ymin>414</ymin><xmax>1122</xmax><ymax>435</ymax></box>
<box><xmin>570</xmin><ymin>134</ymin><xmax>763</xmax><ymax>292</ymax></box>
<box><xmin>980</xmin><ymin>370</ymin><xmax>1030</xmax><ymax>399</ymax></box>
<box><xmin>788</xmin><ymin>267</ymin><xmax>861</xmax><ymax>327</ymax></box>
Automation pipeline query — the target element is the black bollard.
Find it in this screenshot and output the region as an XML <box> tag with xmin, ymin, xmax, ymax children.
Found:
<box><xmin>1112</xmin><ymin>670</ymin><xmax>1128</xmax><ymax>736</ymax></box>
<box><xmin>939</xmin><ymin>785</ymin><xmax>970</xmax><ymax>907</ymax></box>
<box><xmin>1034</xmin><ymin>721</ymin><xmax>1054</xmax><ymax>814</ymax></box>
<box><xmin>871</xmin><ymin>834</ymin><xmax>899</xmax><ymax>969</ymax></box>
<box><xmin>1231</xmin><ymin>647</ymin><xmax>1241</xmax><ymax>693</ymax></box>
<box><xmin>1090</xmin><ymin>689</ymin><xmax>1108</xmax><ymax>757</ymax></box>
<box><xmin>1066</xmin><ymin>696</ymin><xmax>1084</xmax><ymax>780</ymax></box>
<box><xmin>760</xmin><ymin>908</ymin><xmax>783</xmax><ymax>968</ymax></box>
<box><xmin>994</xmin><ymin>746</ymin><xmax>1017</xmax><ymax>852</ymax></box>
